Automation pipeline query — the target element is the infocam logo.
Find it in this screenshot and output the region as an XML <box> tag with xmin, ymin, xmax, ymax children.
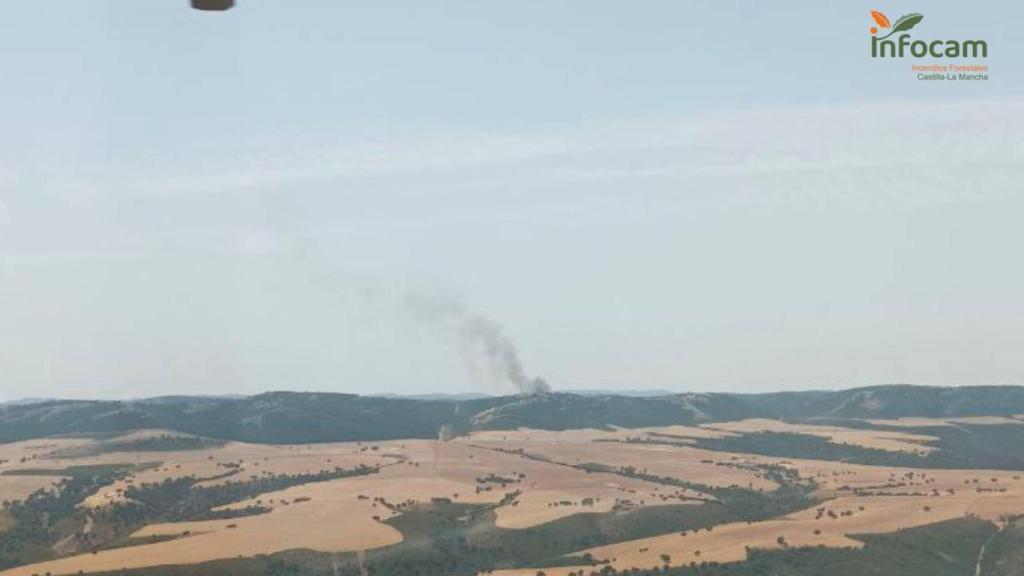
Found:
<box><xmin>869</xmin><ymin>10</ymin><xmax>987</xmax><ymax>58</ymax></box>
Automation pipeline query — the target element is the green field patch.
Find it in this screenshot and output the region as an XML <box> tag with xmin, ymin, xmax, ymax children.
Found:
<box><xmin>2</xmin><ymin>463</ymin><xmax>158</xmax><ymax>479</ymax></box>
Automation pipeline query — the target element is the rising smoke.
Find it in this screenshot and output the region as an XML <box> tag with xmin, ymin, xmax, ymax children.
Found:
<box><xmin>402</xmin><ymin>291</ymin><xmax>550</xmax><ymax>395</ymax></box>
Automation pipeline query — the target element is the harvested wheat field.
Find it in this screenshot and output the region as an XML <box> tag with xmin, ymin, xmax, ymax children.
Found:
<box><xmin>0</xmin><ymin>438</ymin><xmax>97</xmax><ymax>503</ymax></box>
<box><xmin>701</xmin><ymin>418</ymin><xmax>939</xmax><ymax>453</ymax></box>
<box><xmin>81</xmin><ymin>440</ymin><xmax>402</xmax><ymax>508</ymax></box>
<box><xmin>6</xmin><ymin>500</ymin><xmax>403</xmax><ymax>576</ymax></box>
<box><xmin>465</xmin><ymin>429</ymin><xmax>778</xmax><ymax>491</ymax></box>
<box><xmin>468</xmin><ymin>424</ymin><xmax>732</xmax><ymax>445</ymax></box>
<box><xmin>488</xmin><ymin>472</ymin><xmax>1024</xmax><ymax>576</ymax></box>
<box><xmin>6</xmin><ymin>408</ymin><xmax>1024</xmax><ymax>576</ymax></box>
<box><xmin>2</xmin><ymin>435</ymin><xmax>694</xmax><ymax>575</ymax></box>
<box><xmin>570</xmin><ymin>488</ymin><xmax>1024</xmax><ymax>572</ymax></box>
<box><xmin>481</xmin><ymin>444</ymin><xmax>1024</xmax><ymax>576</ymax></box>
<box><xmin>0</xmin><ymin>472</ymin><xmax>70</xmax><ymax>505</ymax></box>
<box><xmin>864</xmin><ymin>416</ymin><xmax>1024</xmax><ymax>428</ymax></box>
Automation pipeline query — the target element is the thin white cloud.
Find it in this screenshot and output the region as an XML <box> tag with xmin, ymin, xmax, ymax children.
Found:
<box><xmin>133</xmin><ymin>133</ymin><xmax>592</xmax><ymax>197</ymax></box>
<box><xmin>2</xmin><ymin>97</ymin><xmax>1024</xmax><ymax>398</ymax></box>
<box><xmin>4</xmin><ymin>96</ymin><xmax>1021</xmax><ymax>262</ymax></box>
<box><xmin>109</xmin><ymin>97</ymin><xmax>1024</xmax><ymax>206</ymax></box>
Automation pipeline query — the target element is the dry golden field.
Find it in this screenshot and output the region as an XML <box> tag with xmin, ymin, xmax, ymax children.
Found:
<box><xmin>477</xmin><ymin>427</ymin><xmax>1024</xmax><ymax>576</ymax></box>
<box><xmin>864</xmin><ymin>416</ymin><xmax>1024</xmax><ymax>428</ymax></box>
<box><xmin>4</xmin><ymin>420</ymin><xmax>1024</xmax><ymax>576</ymax></box>
<box><xmin>0</xmin><ymin>438</ymin><xmax>97</xmax><ymax>504</ymax></box>
<box><xmin>2</xmin><ymin>434</ymin><xmax>690</xmax><ymax>575</ymax></box>
<box><xmin>488</xmin><ymin>484</ymin><xmax>1024</xmax><ymax>576</ymax></box>
<box><xmin>700</xmin><ymin>418</ymin><xmax>939</xmax><ymax>453</ymax></box>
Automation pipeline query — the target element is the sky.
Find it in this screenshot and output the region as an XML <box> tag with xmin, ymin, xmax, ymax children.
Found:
<box><xmin>1</xmin><ymin>1</ymin><xmax>1023</xmax><ymax>399</ymax></box>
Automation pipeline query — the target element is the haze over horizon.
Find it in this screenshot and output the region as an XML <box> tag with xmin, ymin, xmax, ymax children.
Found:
<box><xmin>2</xmin><ymin>1</ymin><xmax>1023</xmax><ymax>400</ymax></box>
<box><xmin>8</xmin><ymin>382</ymin><xmax>1024</xmax><ymax>406</ymax></box>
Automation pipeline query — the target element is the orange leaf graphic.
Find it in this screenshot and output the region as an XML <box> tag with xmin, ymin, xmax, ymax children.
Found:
<box><xmin>871</xmin><ymin>10</ymin><xmax>891</xmax><ymax>28</ymax></box>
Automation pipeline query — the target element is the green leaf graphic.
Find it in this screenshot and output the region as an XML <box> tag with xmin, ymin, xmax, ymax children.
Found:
<box><xmin>879</xmin><ymin>13</ymin><xmax>924</xmax><ymax>39</ymax></box>
<box><xmin>891</xmin><ymin>13</ymin><xmax>924</xmax><ymax>32</ymax></box>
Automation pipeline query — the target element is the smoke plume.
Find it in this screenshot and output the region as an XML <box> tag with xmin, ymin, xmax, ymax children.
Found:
<box><xmin>403</xmin><ymin>291</ymin><xmax>550</xmax><ymax>395</ymax></box>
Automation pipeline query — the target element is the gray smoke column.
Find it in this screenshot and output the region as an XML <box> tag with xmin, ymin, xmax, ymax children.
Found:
<box><xmin>403</xmin><ymin>291</ymin><xmax>550</xmax><ymax>395</ymax></box>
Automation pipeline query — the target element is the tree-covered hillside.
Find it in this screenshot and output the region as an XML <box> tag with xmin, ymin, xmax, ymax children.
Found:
<box><xmin>3</xmin><ymin>385</ymin><xmax>1024</xmax><ymax>445</ymax></box>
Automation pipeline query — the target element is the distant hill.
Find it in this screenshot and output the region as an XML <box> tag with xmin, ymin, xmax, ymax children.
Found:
<box><xmin>368</xmin><ymin>392</ymin><xmax>495</xmax><ymax>401</ymax></box>
<box><xmin>729</xmin><ymin>384</ymin><xmax>1024</xmax><ymax>420</ymax></box>
<box><xmin>0</xmin><ymin>398</ymin><xmax>55</xmax><ymax>407</ymax></box>
<box><xmin>558</xmin><ymin>389</ymin><xmax>675</xmax><ymax>397</ymax></box>
<box><xmin>1</xmin><ymin>384</ymin><xmax>1023</xmax><ymax>444</ymax></box>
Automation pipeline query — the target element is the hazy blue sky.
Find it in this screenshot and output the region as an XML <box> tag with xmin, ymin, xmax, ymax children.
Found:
<box><xmin>1</xmin><ymin>1</ymin><xmax>1022</xmax><ymax>399</ymax></box>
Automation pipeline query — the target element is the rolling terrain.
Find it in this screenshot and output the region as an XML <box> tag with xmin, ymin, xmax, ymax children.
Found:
<box><xmin>2</xmin><ymin>385</ymin><xmax>1024</xmax><ymax>575</ymax></box>
<box><xmin>5</xmin><ymin>385</ymin><xmax>1024</xmax><ymax>444</ymax></box>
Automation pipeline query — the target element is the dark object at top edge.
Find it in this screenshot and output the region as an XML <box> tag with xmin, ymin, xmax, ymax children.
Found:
<box><xmin>192</xmin><ymin>0</ymin><xmax>234</xmax><ymax>11</ymax></box>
